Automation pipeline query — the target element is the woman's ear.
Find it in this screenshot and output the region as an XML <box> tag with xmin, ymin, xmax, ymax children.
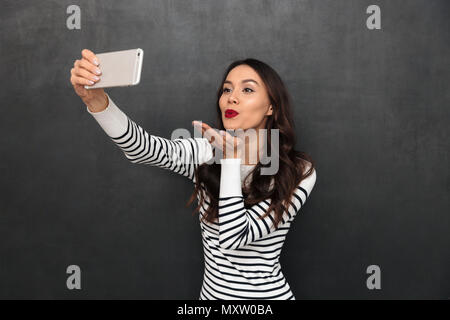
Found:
<box><xmin>266</xmin><ymin>105</ymin><xmax>273</xmax><ymax>116</ymax></box>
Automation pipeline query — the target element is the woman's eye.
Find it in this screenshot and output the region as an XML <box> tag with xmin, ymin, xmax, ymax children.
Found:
<box><xmin>222</xmin><ymin>88</ymin><xmax>253</xmax><ymax>93</ymax></box>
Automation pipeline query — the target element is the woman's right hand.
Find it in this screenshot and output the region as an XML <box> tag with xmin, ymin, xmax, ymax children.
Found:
<box><xmin>70</xmin><ymin>49</ymin><xmax>108</xmax><ymax>112</ymax></box>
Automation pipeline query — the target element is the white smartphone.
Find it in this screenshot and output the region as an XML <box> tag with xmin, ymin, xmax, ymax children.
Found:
<box><xmin>85</xmin><ymin>48</ymin><xmax>144</xmax><ymax>89</ymax></box>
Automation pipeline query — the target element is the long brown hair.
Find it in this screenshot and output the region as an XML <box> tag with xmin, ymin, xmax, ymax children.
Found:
<box><xmin>186</xmin><ymin>58</ymin><xmax>315</xmax><ymax>230</ymax></box>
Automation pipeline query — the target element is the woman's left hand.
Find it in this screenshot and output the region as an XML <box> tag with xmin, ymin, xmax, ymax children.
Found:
<box><xmin>192</xmin><ymin>121</ymin><xmax>243</xmax><ymax>160</ymax></box>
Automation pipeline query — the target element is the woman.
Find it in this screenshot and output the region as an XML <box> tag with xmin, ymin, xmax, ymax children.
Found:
<box><xmin>70</xmin><ymin>49</ymin><xmax>317</xmax><ymax>300</ymax></box>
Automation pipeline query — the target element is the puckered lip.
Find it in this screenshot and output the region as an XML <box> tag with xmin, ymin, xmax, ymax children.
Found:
<box><xmin>225</xmin><ymin>109</ymin><xmax>239</xmax><ymax>114</ymax></box>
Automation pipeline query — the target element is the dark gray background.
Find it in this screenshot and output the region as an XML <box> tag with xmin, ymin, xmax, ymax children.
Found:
<box><xmin>0</xmin><ymin>0</ymin><xmax>448</xmax><ymax>299</ymax></box>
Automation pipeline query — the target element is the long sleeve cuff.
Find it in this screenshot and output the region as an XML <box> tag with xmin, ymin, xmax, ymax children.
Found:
<box><xmin>219</xmin><ymin>158</ymin><xmax>242</xmax><ymax>198</ymax></box>
<box><xmin>86</xmin><ymin>93</ymin><xmax>129</xmax><ymax>138</ymax></box>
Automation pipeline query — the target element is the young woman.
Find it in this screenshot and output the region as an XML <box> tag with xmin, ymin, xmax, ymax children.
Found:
<box><xmin>70</xmin><ymin>49</ymin><xmax>317</xmax><ymax>300</ymax></box>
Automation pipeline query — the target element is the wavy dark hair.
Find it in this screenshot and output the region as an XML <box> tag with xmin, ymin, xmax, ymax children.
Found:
<box><xmin>186</xmin><ymin>58</ymin><xmax>315</xmax><ymax>229</ymax></box>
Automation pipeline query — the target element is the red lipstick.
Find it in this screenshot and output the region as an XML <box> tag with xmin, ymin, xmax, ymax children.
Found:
<box><xmin>225</xmin><ymin>109</ymin><xmax>239</xmax><ymax>118</ymax></box>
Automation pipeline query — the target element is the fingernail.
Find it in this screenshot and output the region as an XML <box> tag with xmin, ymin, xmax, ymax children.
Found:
<box><xmin>92</xmin><ymin>76</ymin><xmax>100</xmax><ymax>81</ymax></box>
<box><xmin>88</xmin><ymin>80</ymin><xmax>94</xmax><ymax>85</ymax></box>
<box><xmin>93</xmin><ymin>58</ymin><xmax>99</xmax><ymax>66</ymax></box>
<box><xmin>95</xmin><ymin>68</ymin><xmax>101</xmax><ymax>75</ymax></box>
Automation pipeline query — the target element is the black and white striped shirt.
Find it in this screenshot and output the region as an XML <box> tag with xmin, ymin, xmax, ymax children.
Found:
<box><xmin>87</xmin><ymin>93</ymin><xmax>317</xmax><ymax>300</ymax></box>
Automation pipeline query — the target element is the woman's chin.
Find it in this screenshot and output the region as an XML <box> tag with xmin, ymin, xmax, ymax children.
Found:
<box><xmin>223</xmin><ymin>120</ymin><xmax>247</xmax><ymax>131</ymax></box>
<box><xmin>223</xmin><ymin>122</ymin><xmax>236</xmax><ymax>130</ymax></box>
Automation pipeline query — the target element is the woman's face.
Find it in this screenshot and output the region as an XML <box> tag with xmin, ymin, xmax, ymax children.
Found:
<box><xmin>219</xmin><ymin>65</ymin><xmax>273</xmax><ymax>131</ymax></box>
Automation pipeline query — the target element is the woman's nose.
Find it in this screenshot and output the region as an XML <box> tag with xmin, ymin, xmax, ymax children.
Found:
<box><xmin>228</xmin><ymin>94</ymin><xmax>238</xmax><ymax>104</ymax></box>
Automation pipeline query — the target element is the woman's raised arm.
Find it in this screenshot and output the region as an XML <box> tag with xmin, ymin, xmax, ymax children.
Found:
<box><xmin>86</xmin><ymin>93</ymin><xmax>213</xmax><ymax>181</ymax></box>
<box><xmin>71</xmin><ymin>49</ymin><xmax>213</xmax><ymax>181</ymax></box>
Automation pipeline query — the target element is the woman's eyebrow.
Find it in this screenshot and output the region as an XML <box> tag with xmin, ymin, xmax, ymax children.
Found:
<box><xmin>224</xmin><ymin>79</ymin><xmax>259</xmax><ymax>86</ymax></box>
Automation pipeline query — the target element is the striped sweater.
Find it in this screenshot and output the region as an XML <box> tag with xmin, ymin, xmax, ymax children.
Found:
<box><xmin>86</xmin><ymin>93</ymin><xmax>317</xmax><ymax>300</ymax></box>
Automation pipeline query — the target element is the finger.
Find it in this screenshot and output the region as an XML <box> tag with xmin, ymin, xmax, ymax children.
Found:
<box><xmin>77</xmin><ymin>59</ymin><xmax>102</xmax><ymax>76</ymax></box>
<box><xmin>192</xmin><ymin>121</ymin><xmax>214</xmax><ymax>138</ymax></box>
<box><xmin>81</xmin><ymin>49</ymin><xmax>99</xmax><ymax>66</ymax></box>
<box><xmin>72</xmin><ymin>67</ymin><xmax>100</xmax><ymax>83</ymax></box>
<box><xmin>192</xmin><ymin>121</ymin><xmax>225</xmax><ymax>147</ymax></box>
<box><xmin>71</xmin><ymin>75</ymin><xmax>95</xmax><ymax>86</ymax></box>
<box><xmin>192</xmin><ymin>120</ymin><xmax>205</xmax><ymax>129</ymax></box>
<box><xmin>201</xmin><ymin>122</ymin><xmax>212</xmax><ymax>131</ymax></box>
<box><xmin>204</xmin><ymin>128</ymin><xmax>226</xmax><ymax>150</ymax></box>
<box><xmin>193</xmin><ymin>124</ymin><xmax>211</xmax><ymax>144</ymax></box>
<box><xmin>192</xmin><ymin>121</ymin><xmax>205</xmax><ymax>136</ymax></box>
<box><xmin>202</xmin><ymin>126</ymin><xmax>219</xmax><ymax>141</ymax></box>
<box><xmin>199</xmin><ymin>122</ymin><xmax>221</xmax><ymax>136</ymax></box>
<box><xmin>197</xmin><ymin>122</ymin><xmax>212</xmax><ymax>137</ymax></box>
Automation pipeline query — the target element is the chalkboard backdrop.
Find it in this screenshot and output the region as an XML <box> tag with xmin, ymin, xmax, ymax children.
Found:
<box><xmin>0</xmin><ymin>0</ymin><xmax>448</xmax><ymax>299</ymax></box>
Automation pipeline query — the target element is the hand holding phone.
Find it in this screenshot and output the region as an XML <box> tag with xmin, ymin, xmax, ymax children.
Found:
<box><xmin>70</xmin><ymin>49</ymin><xmax>107</xmax><ymax>112</ymax></box>
<box><xmin>84</xmin><ymin>48</ymin><xmax>144</xmax><ymax>90</ymax></box>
